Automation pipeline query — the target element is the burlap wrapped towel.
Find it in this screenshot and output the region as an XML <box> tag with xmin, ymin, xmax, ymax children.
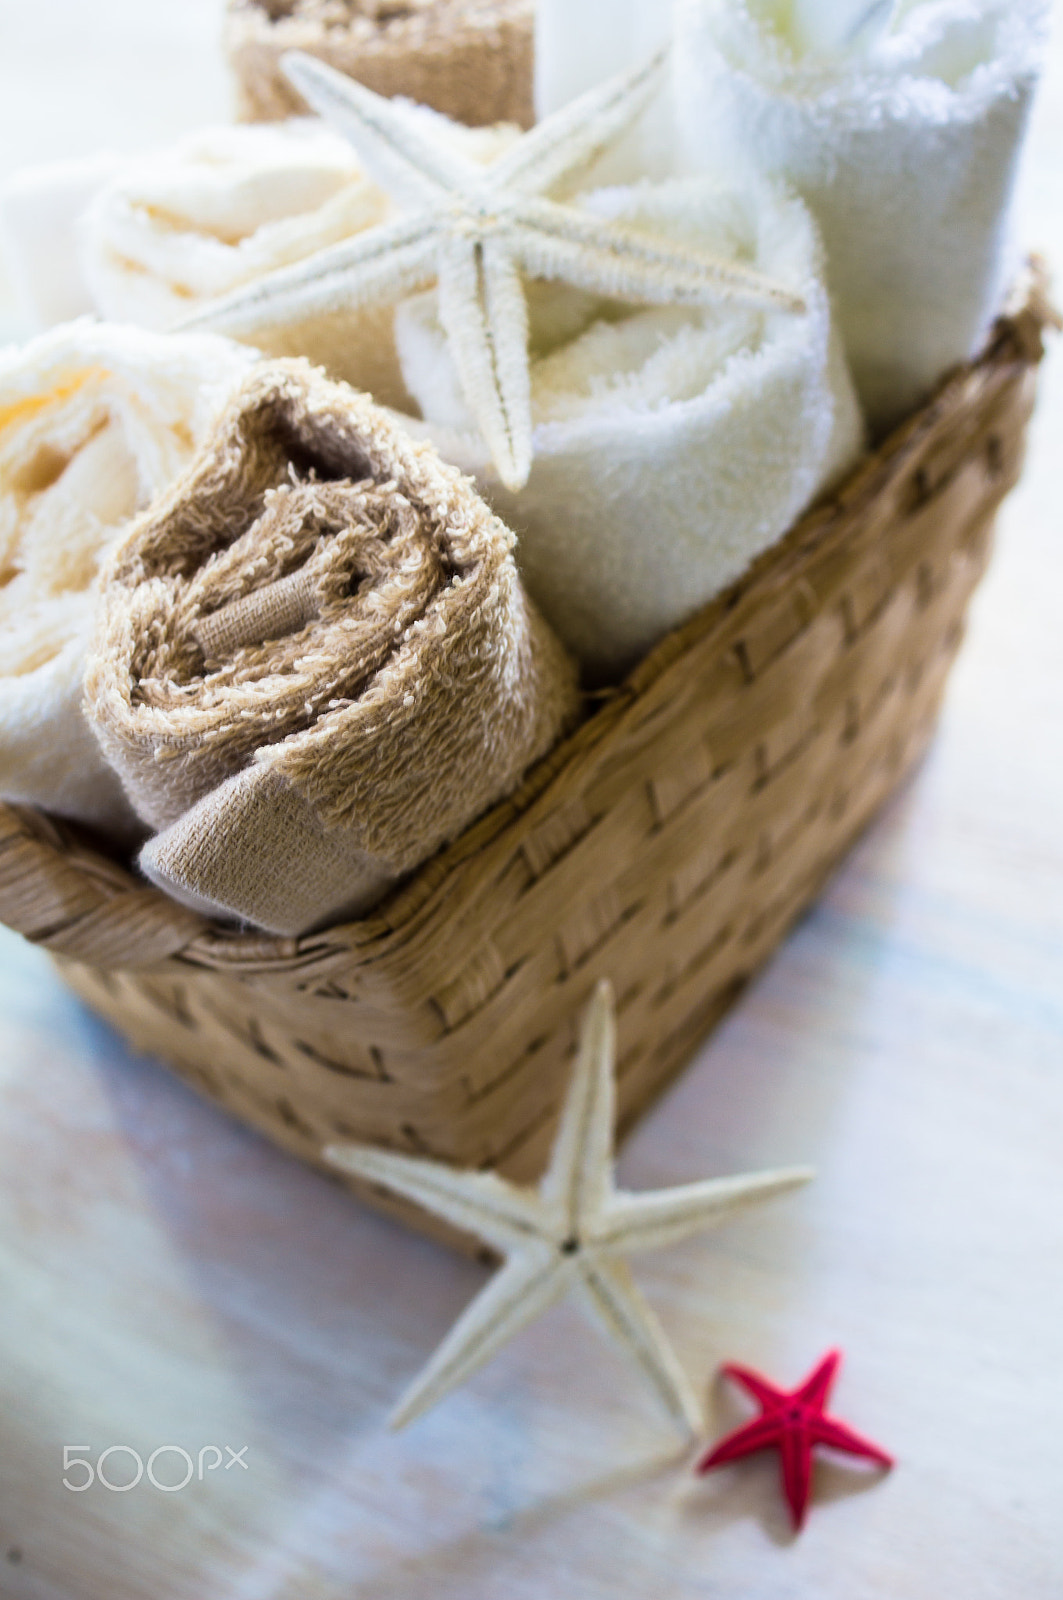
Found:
<box><xmin>0</xmin><ymin>321</ymin><xmax>257</xmax><ymax>834</ymax></box>
<box><xmin>225</xmin><ymin>0</ymin><xmax>535</xmax><ymax>128</ymax></box>
<box><xmin>394</xmin><ymin>171</ymin><xmax>864</xmax><ymax>679</ymax></box>
<box><xmin>674</xmin><ymin>0</ymin><xmax>1048</xmax><ymax>431</ymax></box>
<box><xmin>86</xmin><ymin>361</ymin><xmax>580</xmax><ymax>935</ymax></box>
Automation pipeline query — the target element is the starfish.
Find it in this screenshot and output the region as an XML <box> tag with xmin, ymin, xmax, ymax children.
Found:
<box><xmin>697</xmin><ymin>1349</ymin><xmax>894</xmax><ymax>1529</ymax></box>
<box><xmin>326</xmin><ymin>982</ymin><xmax>813</xmax><ymax>1435</ymax></box>
<box><xmin>180</xmin><ymin>49</ymin><xmax>804</xmax><ymax>491</ymax></box>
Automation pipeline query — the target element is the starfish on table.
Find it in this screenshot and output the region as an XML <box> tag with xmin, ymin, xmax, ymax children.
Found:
<box><xmin>326</xmin><ymin>982</ymin><xmax>813</xmax><ymax>1436</ymax></box>
<box><xmin>180</xmin><ymin>49</ymin><xmax>804</xmax><ymax>491</ymax></box>
<box><xmin>697</xmin><ymin>1349</ymin><xmax>894</xmax><ymax>1528</ymax></box>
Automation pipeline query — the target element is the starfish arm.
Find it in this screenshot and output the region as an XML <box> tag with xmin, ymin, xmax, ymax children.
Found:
<box><xmin>696</xmin><ymin>1412</ymin><xmax>786</xmax><ymax>1472</ymax></box>
<box><xmin>811</xmin><ymin>1415</ymin><xmax>894</xmax><ymax>1468</ymax></box>
<box><xmin>540</xmin><ymin>981</ymin><xmax>618</xmax><ymax>1239</ymax></box>
<box><xmin>592</xmin><ymin>1168</ymin><xmax>815</xmax><ymax>1256</ymax></box>
<box><xmin>281</xmin><ymin>51</ymin><xmax>477</xmax><ymax>206</ymax></box>
<box><xmin>514</xmin><ymin>201</ymin><xmax>806</xmax><ymax>314</ymax></box>
<box><xmin>324</xmin><ymin>1143</ymin><xmax>546</xmax><ymax>1255</ymax></box>
<box><xmin>436</xmin><ymin>234</ymin><xmax>534</xmax><ymax>492</ymax></box>
<box><xmin>576</xmin><ymin>1256</ymin><xmax>703</xmax><ymax>1436</ymax></box>
<box><xmin>780</xmin><ymin>1426</ymin><xmax>815</xmax><ymax>1530</ymax></box>
<box><xmin>489</xmin><ymin>51</ymin><xmax>669</xmax><ymax>198</ymax></box>
<box><xmin>389</xmin><ymin>1247</ymin><xmax>566</xmax><ymax>1430</ymax></box>
<box><xmin>795</xmin><ymin>1348</ymin><xmax>843</xmax><ymax>1410</ymax></box>
<box><xmin>720</xmin><ymin>1362</ymin><xmax>791</xmax><ymax>1412</ymax></box>
<box><xmin>176</xmin><ymin>215</ymin><xmax>440</xmax><ymax>336</ymax></box>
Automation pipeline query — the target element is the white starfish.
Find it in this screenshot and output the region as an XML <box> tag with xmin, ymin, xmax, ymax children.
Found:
<box><xmin>180</xmin><ymin>50</ymin><xmax>804</xmax><ymax>491</ymax></box>
<box><xmin>326</xmin><ymin>982</ymin><xmax>813</xmax><ymax>1436</ymax></box>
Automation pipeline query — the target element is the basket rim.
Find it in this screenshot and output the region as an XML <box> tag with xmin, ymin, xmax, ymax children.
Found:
<box><xmin>0</xmin><ymin>262</ymin><xmax>1054</xmax><ymax>976</ymax></box>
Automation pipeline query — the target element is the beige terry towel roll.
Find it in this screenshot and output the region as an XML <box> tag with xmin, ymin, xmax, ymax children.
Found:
<box><xmin>86</xmin><ymin>361</ymin><xmax>580</xmax><ymax>935</ymax></box>
<box><xmin>225</xmin><ymin>0</ymin><xmax>535</xmax><ymax>129</ymax></box>
<box><xmin>0</xmin><ymin>320</ymin><xmax>257</xmax><ymax>834</ymax></box>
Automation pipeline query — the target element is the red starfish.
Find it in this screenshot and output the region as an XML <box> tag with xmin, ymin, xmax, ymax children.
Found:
<box><xmin>696</xmin><ymin>1349</ymin><xmax>893</xmax><ymax>1530</ymax></box>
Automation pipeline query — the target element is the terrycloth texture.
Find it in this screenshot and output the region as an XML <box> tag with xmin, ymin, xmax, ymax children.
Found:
<box><xmin>0</xmin><ymin>154</ymin><xmax>122</xmax><ymax>330</ymax></box>
<box><xmin>86</xmin><ymin>361</ymin><xmax>580</xmax><ymax>935</ymax></box>
<box><xmin>674</xmin><ymin>0</ymin><xmax>1048</xmax><ymax>431</ymax></box>
<box><xmin>225</xmin><ymin>0</ymin><xmax>535</xmax><ymax>128</ymax></box>
<box><xmin>394</xmin><ymin>172</ymin><xmax>864</xmax><ymax>679</ymax></box>
<box><xmin>0</xmin><ymin>321</ymin><xmax>257</xmax><ymax>834</ymax></box>
<box><xmin>76</xmin><ymin>116</ymin><xmax>514</xmax><ymax>405</ymax></box>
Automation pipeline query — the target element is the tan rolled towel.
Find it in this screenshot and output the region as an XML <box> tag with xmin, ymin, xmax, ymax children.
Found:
<box><xmin>85</xmin><ymin>361</ymin><xmax>580</xmax><ymax>935</ymax></box>
<box><xmin>225</xmin><ymin>0</ymin><xmax>535</xmax><ymax>129</ymax></box>
<box><xmin>0</xmin><ymin>320</ymin><xmax>257</xmax><ymax>835</ymax></box>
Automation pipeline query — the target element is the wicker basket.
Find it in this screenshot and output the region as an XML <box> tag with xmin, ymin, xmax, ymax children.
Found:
<box><xmin>0</xmin><ymin>274</ymin><xmax>1051</xmax><ymax>1252</ymax></box>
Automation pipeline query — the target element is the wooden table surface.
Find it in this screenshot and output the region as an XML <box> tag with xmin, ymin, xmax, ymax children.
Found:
<box><xmin>0</xmin><ymin>5</ymin><xmax>1061</xmax><ymax>1597</ymax></box>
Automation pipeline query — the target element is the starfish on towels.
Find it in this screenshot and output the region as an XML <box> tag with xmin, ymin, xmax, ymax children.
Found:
<box><xmin>697</xmin><ymin>1349</ymin><xmax>894</xmax><ymax>1528</ymax></box>
<box><xmin>180</xmin><ymin>50</ymin><xmax>804</xmax><ymax>491</ymax></box>
<box><xmin>326</xmin><ymin>982</ymin><xmax>813</xmax><ymax>1436</ymax></box>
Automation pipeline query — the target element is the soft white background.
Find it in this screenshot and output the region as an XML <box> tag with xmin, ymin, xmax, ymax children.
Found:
<box><xmin>0</xmin><ymin>4</ymin><xmax>1060</xmax><ymax>1598</ymax></box>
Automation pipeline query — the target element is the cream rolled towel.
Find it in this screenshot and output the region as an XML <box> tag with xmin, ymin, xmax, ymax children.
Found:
<box><xmin>225</xmin><ymin>0</ymin><xmax>535</xmax><ymax>129</ymax></box>
<box><xmin>76</xmin><ymin>116</ymin><xmax>515</xmax><ymax>405</ymax></box>
<box><xmin>0</xmin><ymin>321</ymin><xmax>257</xmax><ymax>834</ymax></box>
<box><xmin>674</xmin><ymin>0</ymin><xmax>1048</xmax><ymax>431</ymax></box>
<box><xmin>86</xmin><ymin>361</ymin><xmax>580</xmax><ymax>936</ymax></box>
<box><xmin>393</xmin><ymin>172</ymin><xmax>864</xmax><ymax>679</ymax></box>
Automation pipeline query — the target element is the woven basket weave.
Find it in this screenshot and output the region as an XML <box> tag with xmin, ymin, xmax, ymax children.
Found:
<box><xmin>0</xmin><ymin>274</ymin><xmax>1051</xmax><ymax>1251</ymax></box>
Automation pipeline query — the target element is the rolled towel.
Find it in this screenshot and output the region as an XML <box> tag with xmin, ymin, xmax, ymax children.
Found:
<box><xmin>85</xmin><ymin>361</ymin><xmax>580</xmax><ymax>935</ymax></box>
<box><xmin>225</xmin><ymin>0</ymin><xmax>535</xmax><ymax>128</ymax></box>
<box><xmin>674</xmin><ymin>0</ymin><xmax>1048</xmax><ymax>431</ymax></box>
<box><xmin>393</xmin><ymin>172</ymin><xmax>864</xmax><ymax>679</ymax></box>
<box><xmin>70</xmin><ymin>116</ymin><xmax>515</xmax><ymax>405</ymax></box>
<box><xmin>0</xmin><ymin>321</ymin><xmax>257</xmax><ymax>834</ymax></box>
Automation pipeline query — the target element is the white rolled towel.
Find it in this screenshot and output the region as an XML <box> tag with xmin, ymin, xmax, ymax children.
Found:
<box><xmin>0</xmin><ymin>321</ymin><xmax>257</xmax><ymax>833</ymax></box>
<box><xmin>674</xmin><ymin>0</ymin><xmax>1048</xmax><ymax>431</ymax></box>
<box><xmin>393</xmin><ymin>172</ymin><xmax>864</xmax><ymax>680</ymax></box>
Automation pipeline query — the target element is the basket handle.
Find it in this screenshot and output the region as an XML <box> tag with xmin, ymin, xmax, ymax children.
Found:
<box><xmin>0</xmin><ymin>802</ymin><xmax>208</xmax><ymax>970</ymax></box>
